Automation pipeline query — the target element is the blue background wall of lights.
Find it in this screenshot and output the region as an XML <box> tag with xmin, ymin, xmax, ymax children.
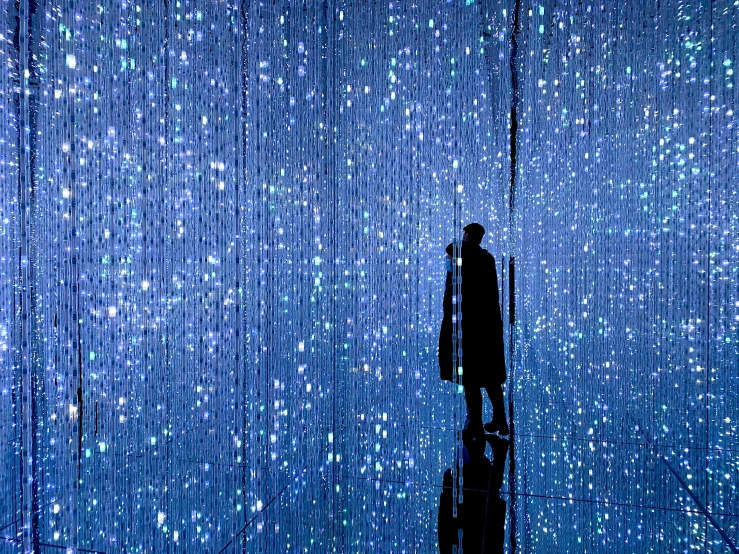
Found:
<box><xmin>1</xmin><ymin>0</ymin><xmax>737</xmax><ymax>551</ymax></box>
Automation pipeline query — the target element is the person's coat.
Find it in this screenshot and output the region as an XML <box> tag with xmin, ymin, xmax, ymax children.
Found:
<box><xmin>438</xmin><ymin>242</ymin><xmax>506</xmax><ymax>387</ymax></box>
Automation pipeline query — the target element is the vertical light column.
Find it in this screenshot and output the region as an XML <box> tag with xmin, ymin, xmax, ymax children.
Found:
<box><xmin>16</xmin><ymin>0</ymin><xmax>41</xmax><ymax>550</ymax></box>
<box><xmin>706</xmin><ymin>0</ymin><xmax>739</xmax><ymax>537</ymax></box>
<box><xmin>0</xmin><ymin>0</ymin><xmax>22</xmax><ymax>541</ymax></box>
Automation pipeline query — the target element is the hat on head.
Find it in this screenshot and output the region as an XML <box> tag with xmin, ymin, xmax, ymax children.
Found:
<box><xmin>463</xmin><ymin>222</ymin><xmax>485</xmax><ymax>243</ymax></box>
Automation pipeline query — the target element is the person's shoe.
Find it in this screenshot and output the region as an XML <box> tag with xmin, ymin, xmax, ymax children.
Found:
<box><xmin>484</xmin><ymin>418</ymin><xmax>509</xmax><ymax>436</ymax></box>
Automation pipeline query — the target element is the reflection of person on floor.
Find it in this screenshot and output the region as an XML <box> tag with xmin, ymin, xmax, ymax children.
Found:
<box><xmin>438</xmin><ymin>435</ymin><xmax>510</xmax><ymax>553</ymax></box>
<box><xmin>439</xmin><ymin>223</ymin><xmax>509</xmax><ymax>437</ymax></box>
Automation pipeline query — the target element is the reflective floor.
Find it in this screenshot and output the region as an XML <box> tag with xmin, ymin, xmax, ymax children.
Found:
<box><xmin>4</xmin><ymin>382</ymin><xmax>735</xmax><ymax>553</ymax></box>
<box><xmin>232</xmin><ymin>403</ymin><xmax>729</xmax><ymax>552</ymax></box>
<box><xmin>333</xmin><ymin>389</ymin><xmax>734</xmax><ymax>553</ymax></box>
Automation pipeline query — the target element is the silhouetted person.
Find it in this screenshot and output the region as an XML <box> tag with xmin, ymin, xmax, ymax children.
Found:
<box><xmin>482</xmin><ymin>436</ymin><xmax>509</xmax><ymax>552</ymax></box>
<box><xmin>438</xmin><ymin>434</ymin><xmax>510</xmax><ymax>553</ymax></box>
<box><xmin>439</xmin><ymin>223</ymin><xmax>508</xmax><ymax>437</ymax></box>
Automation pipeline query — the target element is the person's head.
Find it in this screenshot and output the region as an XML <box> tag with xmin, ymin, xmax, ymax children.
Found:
<box><xmin>444</xmin><ymin>242</ymin><xmax>455</xmax><ymax>272</ymax></box>
<box><xmin>462</xmin><ymin>223</ymin><xmax>485</xmax><ymax>245</ymax></box>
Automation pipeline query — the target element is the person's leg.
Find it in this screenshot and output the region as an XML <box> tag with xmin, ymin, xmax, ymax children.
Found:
<box><xmin>464</xmin><ymin>386</ymin><xmax>483</xmax><ymax>430</ymax></box>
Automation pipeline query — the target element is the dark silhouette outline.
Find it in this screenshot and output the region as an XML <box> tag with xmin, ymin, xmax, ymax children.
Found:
<box><xmin>439</xmin><ymin>224</ymin><xmax>509</xmax><ymax>437</ymax></box>
<box><xmin>438</xmin><ymin>434</ymin><xmax>510</xmax><ymax>553</ymax></box>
